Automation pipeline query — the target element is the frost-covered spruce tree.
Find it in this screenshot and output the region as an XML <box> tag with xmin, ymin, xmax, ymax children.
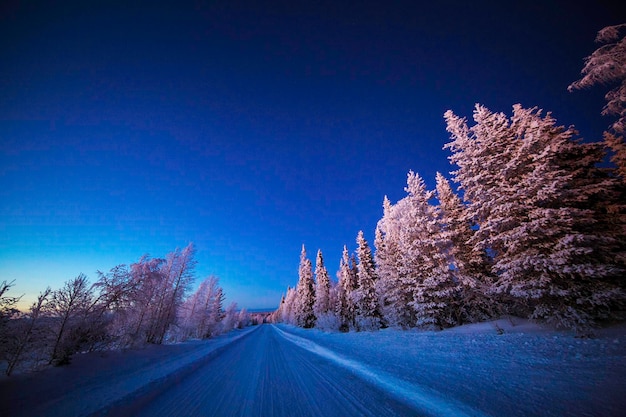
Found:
<box><xmin>444</xmin><ymin>106</ymin><xmax>516</xmax><ymax>248</ymax></box>
<box><xmin>512</xmin><ymin>106</ymin><xmax>625</xmax><ymax>329</ymax></box>
<box><xmin>313</xmin><ymin>249</ymin><xmax>336</xmax><ymax>329</ymax></box>
<box><xmin>435</xmin><ymin>172</ymin><xmax>497</xmax><ymax>323</ymax></box>
<box><xmin>352</xmin><ymin>231</ymin><xmax>383</xmax><ymax>330</ymax></box>
<box><xmin>569</xmin><ymin>23</ymin><xmax>626</xmax><ymax>181</ymax></box>
<box><xmin>445</xmin><ymin>105</ymin><xmax>534</xmax><ymax>320</ymax></box>
<box><xmin>569</xmin><ymin>23</ymin><xmax>626</xmax><ymax>136</ymax></box>
<box><xmin>445</xmin><ymin>104</ymin><xmax>625</xmax><ymax>332</ymax></box>
<box><xmin>375</xmin><ymin>197</ymin><xmax>417</xmax><ymax>328</ymax></box>
<box><xmin>313</xmin><ymin>249</ymin><xmax>331</xmax><ymax>315</ymax></box>
<box><xmin>335</xmin><ymin>245</ymin><xmax>357</xmax><ymax>331</ymax></box>
<box><xmin>327</xmin><ymin>279</ymin><xmax>339</xmax><ymax>320</ymax></box>
<box><xmin>568</xmin><ymin>24</ymin><xmax>626</xmax><ymax>281</ymax></box>
<box><xmin>295</xmin><ymin>245</ymin><xmax>316</xmax><ymax>328</ymax></box>
<box><xmin>399</xmin><ymin>172</ymin><xmax>459</xmax><ymax>329</ymax></box>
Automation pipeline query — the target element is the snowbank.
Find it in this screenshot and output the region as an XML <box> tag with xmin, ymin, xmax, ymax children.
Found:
<box><xmin>275</xmin><ymin>319</ymin><xmax>626</xmax><ymax>416</ymax></box>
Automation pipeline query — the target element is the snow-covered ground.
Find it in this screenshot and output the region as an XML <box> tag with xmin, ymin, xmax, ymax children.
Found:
<box><xmin>1</xmin><ymin>319</ymin><xmax>624</xmax><ymax>416</ymax></box>
<box><xmin>276</xmin><ymin>318</ymin><xmax>626</xmax><ymax>417</ymax></box>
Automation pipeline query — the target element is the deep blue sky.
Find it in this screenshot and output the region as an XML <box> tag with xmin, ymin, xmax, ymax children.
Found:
<box><xmin>1</xmin><ymin>1</ymin><xmax>624</xmax><ymax>310</ymax></box>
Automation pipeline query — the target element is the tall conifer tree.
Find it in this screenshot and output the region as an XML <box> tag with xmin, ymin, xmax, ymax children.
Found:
<box><xmin>313</xmin><ymin>249</ymin><xmax>331</xmax><ymax>317</ymax></box>
<box><xmin>295</xmin><ymin>245</ymin><xmax>316</xmax><ymax>328</ymax></box>
<box><xmin>336</xmin><ymin>245</ymin><xmax>357</xmax><ymax>331</ymax></box>
<box><xmin>435</xmin><ymin>172</ymin><xmax>496</xmax><ymax>322</ymax></box>
<box><xmin>445</xmin><ymin>104</ymin><xmax>625</xmax><ymax>332</ymax></box>
<box><xmin>353</xmin><ymin>231</ymin><xmax>383</xmax><ymax>330</ymax></box>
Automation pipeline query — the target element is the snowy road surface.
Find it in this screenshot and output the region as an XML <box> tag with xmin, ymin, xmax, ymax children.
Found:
<box><xmin>104</xmin><ymin>325</ymin><xmax>425</xmax><ymax>417</ymax></box>
<box><xmin>2</xmin><ymin>321</ymin><xmax>625</xmax><ymax>416</ymax></box>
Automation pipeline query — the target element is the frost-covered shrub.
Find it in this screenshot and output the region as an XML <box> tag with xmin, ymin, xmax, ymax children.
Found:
<box><xmin>355</xmin><ymin>316</ymin><xmax>382</xmax><ymax>332</ymax></box>
<box><xmin>315</xmin><ymin>312</ymin><xmax>341</xmax><ymax>332</ymax></box>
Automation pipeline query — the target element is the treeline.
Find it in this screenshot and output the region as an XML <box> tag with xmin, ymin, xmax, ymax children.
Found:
<box><xmin>0</xmin><ymin>243</ymin><xmax>250</xmax><ymax>376</ymax></box>
<box><xmin>271</xmin><ymin>24</ymin><xmax>626</xmax><ymax>335</ymax></box>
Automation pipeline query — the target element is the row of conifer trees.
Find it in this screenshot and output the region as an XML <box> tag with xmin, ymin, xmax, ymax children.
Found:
<box><xmin>271</xmin><ymin>24</ymin><xmax>626</xmax><ymax>334</ymax></box>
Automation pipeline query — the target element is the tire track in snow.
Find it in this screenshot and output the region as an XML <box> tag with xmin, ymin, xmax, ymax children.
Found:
<box><xmin>274</xmin><ymin>326</ymin><xmax>488</xmax><ymax>417</ymax></box>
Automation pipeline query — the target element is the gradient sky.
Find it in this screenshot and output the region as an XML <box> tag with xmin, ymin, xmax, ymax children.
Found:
<box><xmin>1</xmin><ymin>1</ymin><xmax>624</xmax><ymax>310</ymax></box>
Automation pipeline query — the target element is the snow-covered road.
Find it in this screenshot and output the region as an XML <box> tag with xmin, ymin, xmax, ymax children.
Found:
<box><xmin>2</xmin><ymin>322</ymin><xmax>624</xmax><ymax>416</ymax></box>
<box><xmin>100</xmin><ymin>324</ymin><xmax>423</xmax><ymax>417</ymax></box>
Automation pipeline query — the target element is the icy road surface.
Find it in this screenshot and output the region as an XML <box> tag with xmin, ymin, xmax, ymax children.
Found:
<box><xmin>100</xmin><ymin>324</ymin><xmax>428</xmax><ymax>417</ymax></box>
<box><xmin>2</xmin><ymin>321</ymin><xmax>625</xmax><ymax>416</ymax></box>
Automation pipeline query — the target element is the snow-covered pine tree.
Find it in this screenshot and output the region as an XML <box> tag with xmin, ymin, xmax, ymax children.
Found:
<box><xmin>295</xmin><ymin>245</ymin><xmax>316</xmax><ymax>328</ymax></box>
<box><xmin>445</xmin><ymin>105</ymin><xmax>533</xmax><ymax>319</ymax></box>
<box><xmin>313</xmin><ymin>249</ymin><xmax>331</xmax><ymax>315</ymax></box>
<box><xmin>568</xmin><ymin>24</ymin><xmax>626</xmax><ymax>287</ymax></box>
<box><xmin>375</xmin><ymin>197</ymin><xmax>416</xmax><ymax>328</ymax></box>
<box><xmin>352</xmin><ymin>231</ymin><xmax>383</xmax><ymax>330</ymax></box>
<box><xmin>569</xmin><ymin>23</ymin><xmax>626</xmax><ymax>136</ymax></box>
<box><xmin>313</xmin><ymin>250</ymin><xmax>341</xmax><ymax>331</ymax></box>
<box><xmin>445</xmin><ymin>104</ymin><xmax>626</xmax><ymax>332</ymax></box>
<box><xmin>374</xmin><ymin>214</ymin><xmax>392</xmax><ymax>323</ymax></box>
<box><xmin>512</xmin><ymin>106</ymin><xmax>625</xmax><ymax>330</ymax></box>
<box><xmin>329</xmin><ymin>279</ymin><xmax>338</xmax><ymax>307</ymax></box>
<box><xmin>399</xmin><ymin>172</ymin><xmax>459</xmax><ymax>329</ymax></box>
<box><xmin>435</xmin><ymin>172</ymin><xmax>497</xmax><ymax>323</ymax></box>
<box><xmin>335</xmin><ymin>245</ymin><xmax>357</xmax><ymax>331</ymax></box>
<box><xmin>209</xmin><ymin>286</ymin><xmax>225</xmax><ymax>332</ymax></box>
<box><xmin>569</xmin><ymin>23</ymin><xmax>626</xmax><ymax>182</ymax></box>
<box><xmin>604</xmin><ymin>132</ymin><xmax>626</xmax><ymax>181</ymax></box>
<box><xmin>326</xmin><ymin>278</ymin><xmax>339</xmax><ymax>327</ymax></box>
